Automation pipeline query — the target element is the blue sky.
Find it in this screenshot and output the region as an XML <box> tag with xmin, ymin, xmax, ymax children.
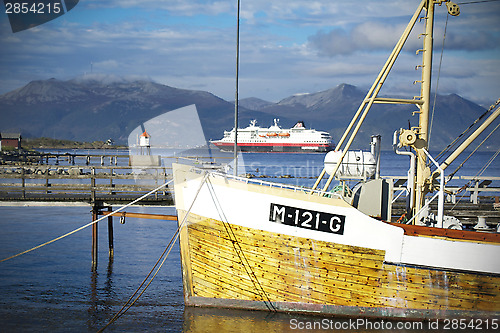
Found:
<box><xmin>1</xmin><ymin>0</ymin><xmax>499</xmax><ymax>104</ymax></box>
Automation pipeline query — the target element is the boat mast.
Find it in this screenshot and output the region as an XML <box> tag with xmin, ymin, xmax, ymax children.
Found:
<box><xmin>233</xmin><ymin>0</ymin><xmax>241</xmax><ymax>175</ymax></box>
<box><xmin>313</xmin><ymin>0</ymin><xmax>464</xmax><ymax>224</ymax></box>
<box><xmin>413</xmin><ymin>0</ymin><xmax>436</xmax><ymax>223</ymax></box>
<box><xmin>312</xmin><ymin>0</ymin><xmax>427</xmax><ymax>192</ymax></box>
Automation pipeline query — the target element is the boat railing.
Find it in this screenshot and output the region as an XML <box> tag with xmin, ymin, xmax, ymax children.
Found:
<box><xmin>210</xmin><ymin>171</ymin><xmax>343</xmax><ymax>199</ymax></box>
<box><xmin>388</xmin><ymin>175</ymin><xmax>500</xmax><ymax>205</ymax></box>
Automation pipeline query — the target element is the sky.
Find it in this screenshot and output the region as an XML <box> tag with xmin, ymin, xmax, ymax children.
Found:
<box><xmin>0</xmin><ymin>0</ymin><xmax>499</xmax><ymax>105</ymax></box>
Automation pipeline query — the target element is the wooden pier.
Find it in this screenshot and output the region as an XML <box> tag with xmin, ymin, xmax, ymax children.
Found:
<box><xmin>0</xmin><ymin>152</ymin><xmax>233</xmax><ymax>205</ymax></box>
<box><xmin>0</xmin><ymin>152</ymin><xmax>216</xmax><ymax>270</ymax></box>
<box><xmin>0</xmin><ymin>165</ymin><xmax>173</xmax><ymax>205</ymax></box>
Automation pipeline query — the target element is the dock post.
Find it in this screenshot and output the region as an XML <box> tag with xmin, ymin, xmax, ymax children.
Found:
<box><xmin>91</xmin><ymin>201</ymin><xmax>101</xmax><ymax>271</ymax></box>
<box><xmin>21</xmin><ymin>168</ymin><xmax>26</xmax><ymax>199</ymax></box>
<box><xmin>107</xmin><ymin>206</ymin><xmax>114</xmax><ymax>257</ymax></box>
<box><xmin>91</xmin><ymin>167</ymin><xmax>96</xmax><ymax>202</ymax></box>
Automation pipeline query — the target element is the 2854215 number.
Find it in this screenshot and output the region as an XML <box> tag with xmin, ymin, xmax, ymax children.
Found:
<box><xmin>5</xmin><ymin>2</ymin><xmax>62</xmax><ymax>14</ymax></box>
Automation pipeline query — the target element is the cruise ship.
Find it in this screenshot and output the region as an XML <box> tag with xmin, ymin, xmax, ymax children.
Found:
<box><xmin>211</xmin><ymin>119</ymin><xmax>334</xmax><ymax>152</ymax></box>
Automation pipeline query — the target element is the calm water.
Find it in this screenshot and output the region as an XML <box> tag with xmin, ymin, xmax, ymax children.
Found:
<box><xmin>1</xmin><ymin>151</ymin><xmax>498</xmax><ymax>332</ymax></box>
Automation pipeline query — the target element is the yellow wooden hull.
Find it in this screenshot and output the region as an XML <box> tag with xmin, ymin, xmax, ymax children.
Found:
<box><xmin>172</xmin><ymin>163</ymin><xmax>500</xmax><ymax>318</ymax></box>
<box><xmin>178</xmin><ymin>211</ymin><xmax>500</xmax><ymax>319</ymax></box>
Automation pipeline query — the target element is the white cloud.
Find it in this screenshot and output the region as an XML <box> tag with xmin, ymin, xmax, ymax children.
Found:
<box><xmin>86</xmin><ymin>0</ymin><xmax>233</xmax><ymax>16</ymax></box>
<box><xmin>0</xmin><ymin>0</ymin><xmax>498</xmax><ymax>104</ymax></box>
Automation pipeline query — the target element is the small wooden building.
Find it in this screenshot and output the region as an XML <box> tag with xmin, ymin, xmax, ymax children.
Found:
<box><xmin>0</xmin><ymin>132</ymin><xmax>22</xmax><ymax>150</ymax></box>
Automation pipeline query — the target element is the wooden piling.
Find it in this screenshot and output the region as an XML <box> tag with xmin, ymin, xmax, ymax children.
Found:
<box><xmin>107</xmin><ymin>206</ymin><xmax>114</xmax><ymax>257</ymax></box>
<box><xmin>21</xmin><ymin>168</ymin><xmax>25</xmax><ymax>199</ymax></box>
<box><xmin>91</xmin><ymin>202</ymin><xmax>100</xmax><ymax>271</ymax></box>
<box><xmin>91</xmin><ymin>167</ymin><xmax>96</xmax><ymax>202</ymax></box>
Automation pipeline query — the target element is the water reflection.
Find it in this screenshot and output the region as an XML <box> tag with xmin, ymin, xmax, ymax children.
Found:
<box><xmin>87</xmin><ymin>271</ymin><xmax>99</xmax><ymax>331</ymax></box>
<box><xmin>104</xmin><ymin>257</ymin><xmax>115</xmax><ymax>311</ymax></box>
<box><xmin>182</xmin><ymin>307</ymin><xmax>431</xmax><ymax>333</ymax></box>
<box><xmin>183</xmin><ymin>307</ymin><xmax>296</xmax><ymax>333</ymax></box>
<box><xmin>87</xmin><ymin>258</ymin><xmax>117</xmax><ymax>331</ymax></box>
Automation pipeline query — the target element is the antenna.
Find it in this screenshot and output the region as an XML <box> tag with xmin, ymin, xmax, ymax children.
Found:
<box><xmin>233</xmin><ymin>0</ymin><xmax>240</xmax><ymax>175</ymax></box>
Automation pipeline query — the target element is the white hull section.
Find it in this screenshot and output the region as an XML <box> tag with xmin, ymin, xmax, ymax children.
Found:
<box><xmin>173</xmin><ymin>164</ymin><xmax>500</xmax><ymax>275</ymax></box>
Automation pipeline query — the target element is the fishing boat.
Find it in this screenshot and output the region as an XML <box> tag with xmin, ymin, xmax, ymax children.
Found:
<box><xmin>173</xmin><ymin>0</ymin><xmax>500</xmax><ymax>320</ymax></box>
<box><xmin>211</xmin><ymin>119</ymin><xmax>334</xmax><ymax>153</ymax></box>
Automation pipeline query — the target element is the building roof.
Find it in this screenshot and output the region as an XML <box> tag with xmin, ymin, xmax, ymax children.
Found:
<box><xmin>139</xmin><ymin>131</ymin><xmax>151</xmax><ymax>138</ymax></box>
<box><xmin>0</xmin><ymin>132</ymin><xmax>22</xmax><ymax>139</ymax></box>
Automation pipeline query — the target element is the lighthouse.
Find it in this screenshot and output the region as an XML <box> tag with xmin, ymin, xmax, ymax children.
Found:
<box><xmin>139</xmin><ymin>130</ymin><xmax>151</xmax><ymax>155</ymax></box>
<box><xmin>129</xmin><ymin>128</ymin><xmax>160</xmax><ymax>167</ymax></box>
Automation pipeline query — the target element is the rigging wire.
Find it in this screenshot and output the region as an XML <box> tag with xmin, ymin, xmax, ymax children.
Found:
<box><xmin>428</xmin><ymin>13</ymin><xmax>449</xmax><ymax>147</ymax></box>
<box><xmin>447</xmin><ymin>121</ymin><xmax>500</xmax><ymax>181</ymax></box>
<box><xmin>435</xmin><ymin>104</ymin><xmax>494</xmax><ymax>163</ymax></box>
<box><xmin>0</xmin><ymin>179</ymin><xmax>174</xmax><ymax>263</ymax></box>
<box><xmin>450</xmin><ymin>146</ymin><xmax>500</xmax><ymax>211</ymax></box>
<box><xmin>435</xmin><ymin>98</ymin><xmax>500</xmax><ymax>165</ymax></box>
<box><xmin>205</xmin><ymin>175</ymin><xmax>277</xmax><ymax>312</ymax></box>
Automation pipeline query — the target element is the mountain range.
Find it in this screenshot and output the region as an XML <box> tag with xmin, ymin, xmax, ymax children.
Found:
<box><xmin>0</xmin><ymin>77</ymin><xmax>496</xmax><ymax>150</ymax></box>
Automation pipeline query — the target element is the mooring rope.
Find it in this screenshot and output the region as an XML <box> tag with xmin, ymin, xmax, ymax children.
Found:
<box><xmin>205</xmin><ymin>175</ymin><xmax>277</xmax><ymax>312</ymax></box>
<box><xmin>0</xmin><ymin>179</ymin><xmax>174</xmax><ymax>263</ymax></box>
<box><xmin>97</xmin><ymin>227</ymin><xmax>180</xmax><ymax>333</ymax></box>
<box><xmin>98</xmin><ymin>172</ymin><xmax>209</xmax><ymax>332</ymax></box>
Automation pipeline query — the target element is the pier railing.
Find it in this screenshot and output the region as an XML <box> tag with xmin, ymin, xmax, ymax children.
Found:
<box><xmin>0</xmin><ymin>152</ymin><xmax>235</xmax><ymax>204</ymax></box>
<box><xmin>0</xmin><ymin>165</ymin><xmax>173</xmax><ymax>204</ymax></box>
